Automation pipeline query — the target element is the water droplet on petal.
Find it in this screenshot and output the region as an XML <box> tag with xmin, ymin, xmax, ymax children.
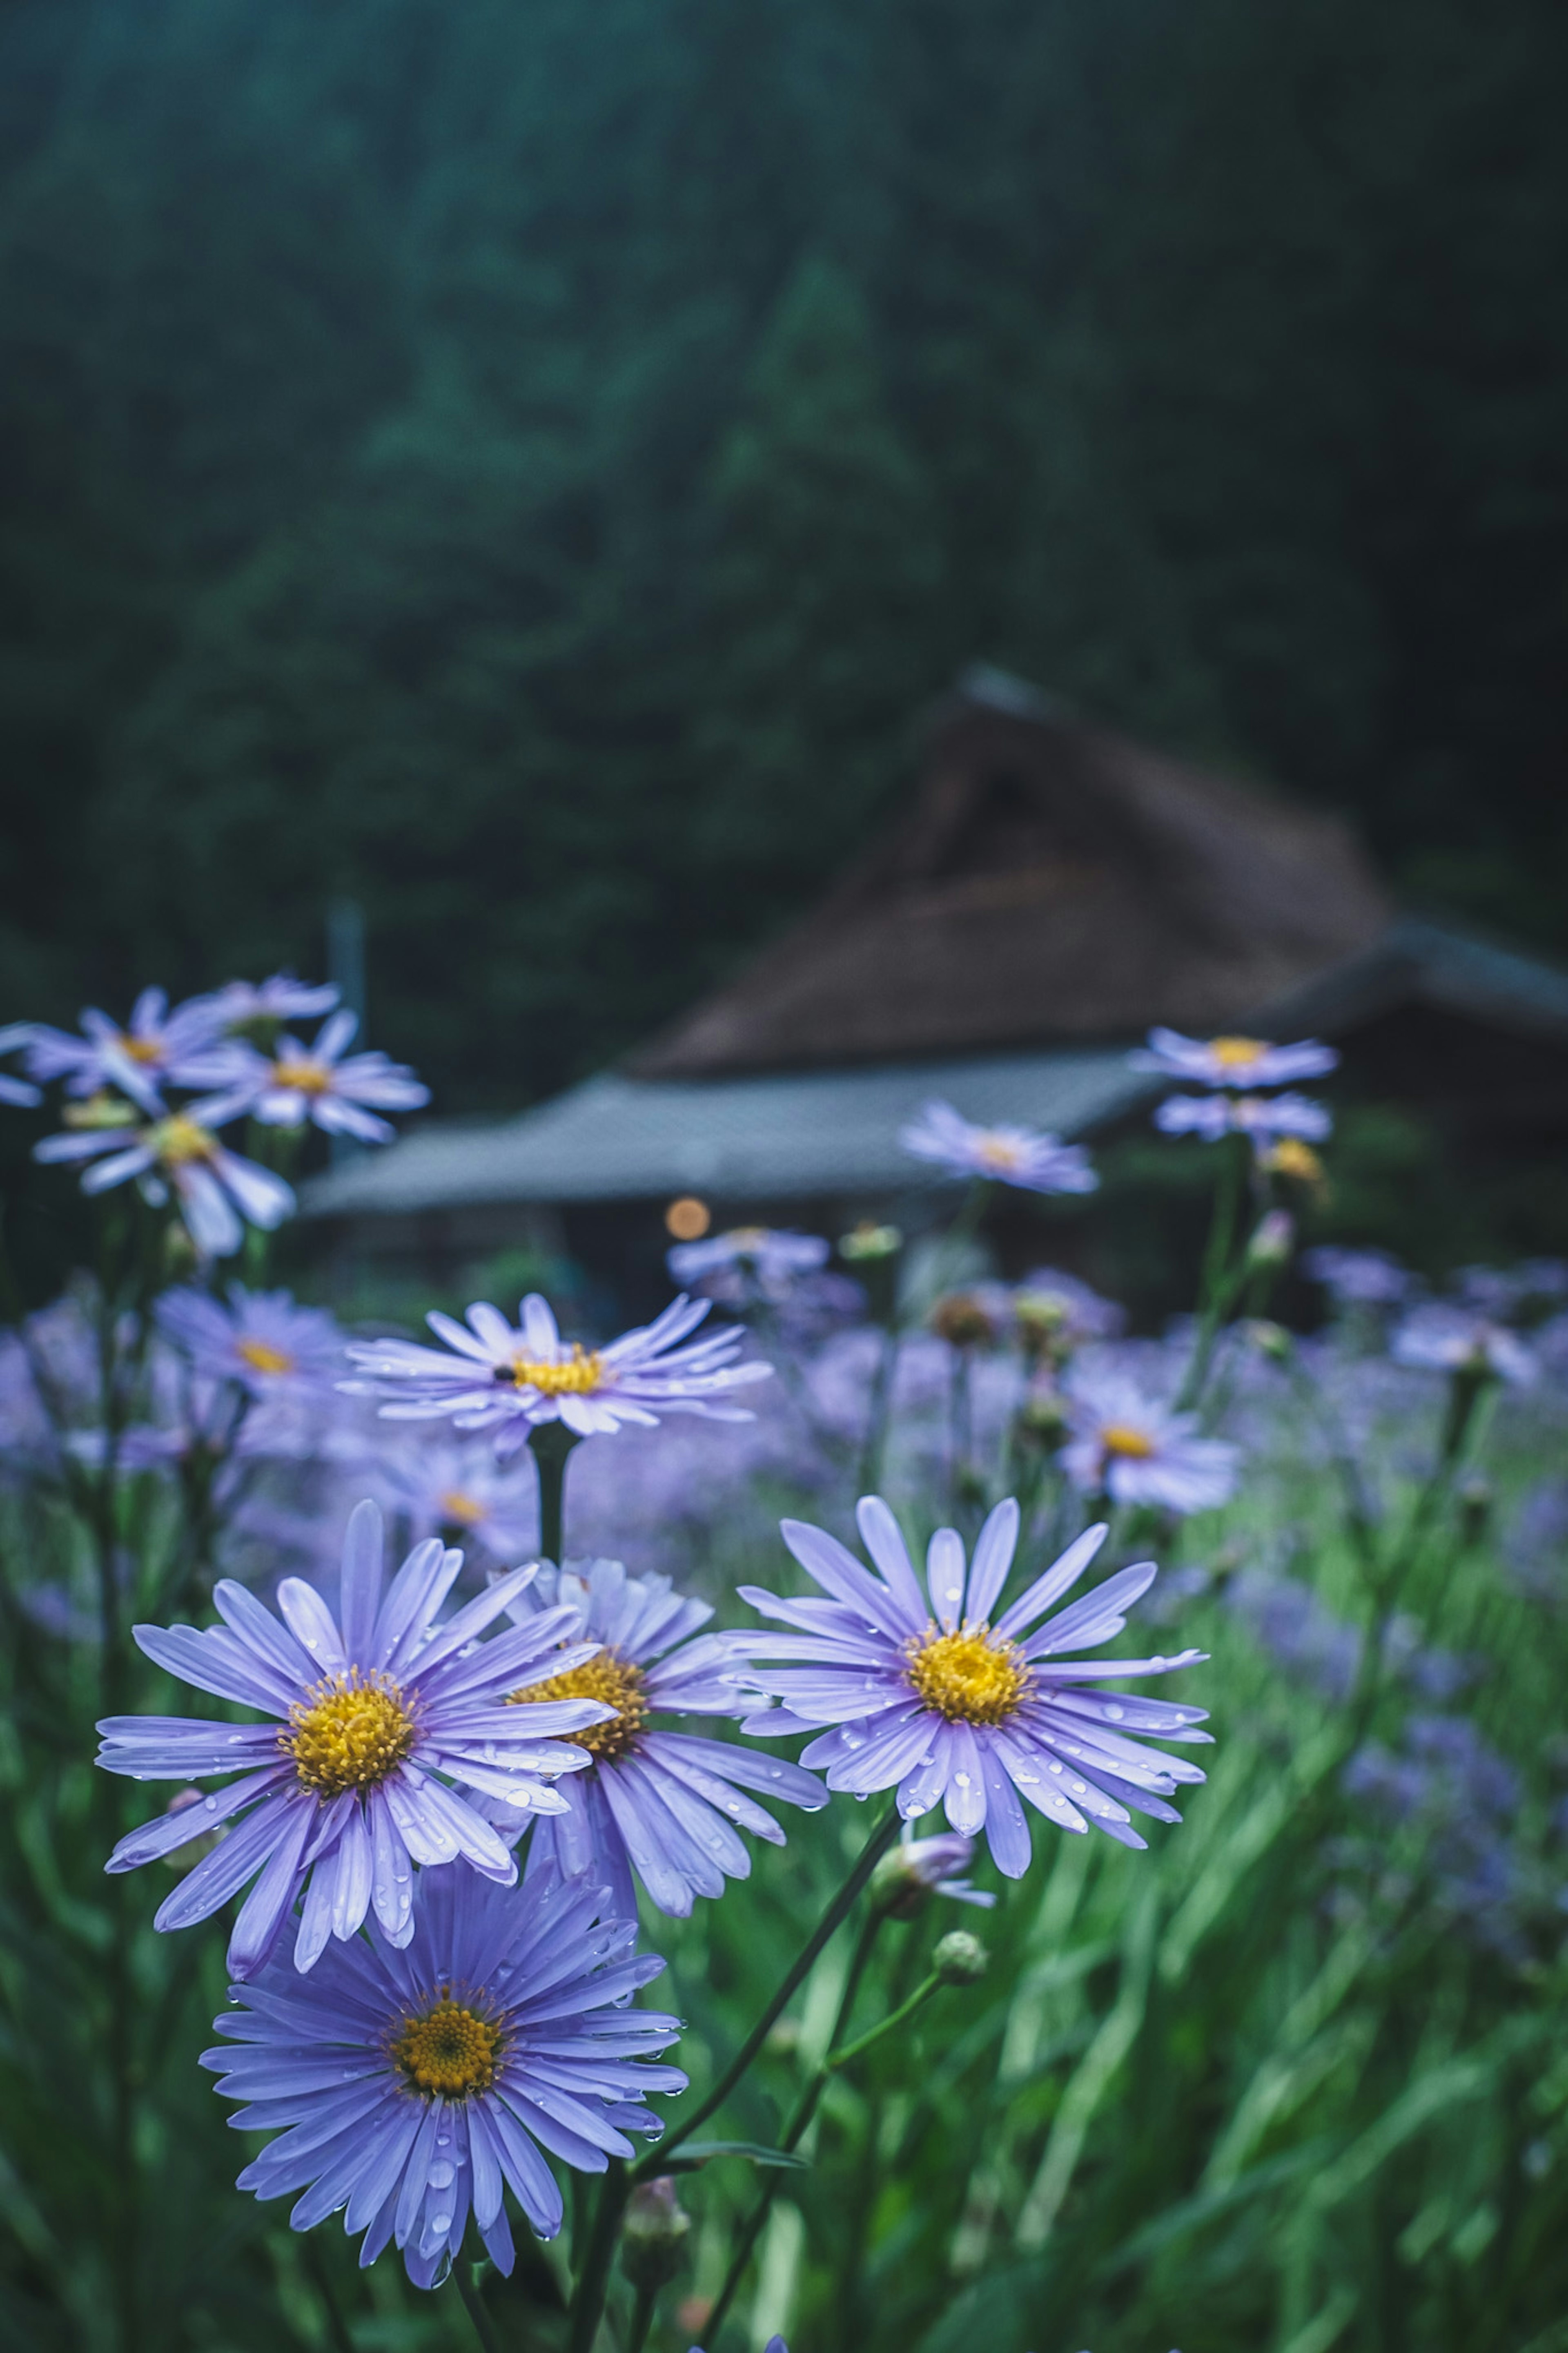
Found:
<box><xmin>1105</xmin><ymin>1704</ymin><xmax>1125</xmax><ymax>1721</ymax></box>
<box><xmin>430</xmin><ymin>2160</ymin><xmax>456</xmax><ymax>2189</ymax></box>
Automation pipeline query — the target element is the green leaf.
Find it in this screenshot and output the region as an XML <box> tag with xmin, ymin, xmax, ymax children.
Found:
<box><xmin>658</xmin><ymin>2141</ymin><xmax>812</xmax><ymax>2175</ymax></box>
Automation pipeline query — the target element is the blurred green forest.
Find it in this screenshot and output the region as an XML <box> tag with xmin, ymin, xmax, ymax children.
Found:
<box><xmin>2</xmin><ymin>0</ymin><xmax>1566</xmax><ymax>1109</ymax></box>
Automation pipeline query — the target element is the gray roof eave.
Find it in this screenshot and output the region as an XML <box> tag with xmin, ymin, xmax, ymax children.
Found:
<box><xmin>301</xmin><ymin>1049</ymin><xmax>1158</xmax><ymax>1220</ymax></box>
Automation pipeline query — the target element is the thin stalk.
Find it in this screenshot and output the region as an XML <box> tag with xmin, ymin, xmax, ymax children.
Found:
<box><xmin>454</xmin><ymin>2262</ymin><xmax>505</xmax><ymax>2353</ymax></box>
<box><xmin>857</xmin><ymin>1327</ymin><xmax>901</xmax><ymax>1495</ymax></box>
<box><xmin>529</xmin><ymin>1423</ymin><xmax>581</xmax><ymax>1565</ymax></box>
<box><xmin>702</xmin><ymin>1911</ymin><xmax>885</xmax><ymax>2343</ymax></box>
<box><xmin>569</xmin><ymin>1809</ymin><xmax>901</xmax><ymax>2353</ymax></box>
<box><xmin>1176</xmin><ymin>1134</ymin><xmax>1249</xmax><ymax>1411</ymax></box>
<box><xmin>824</xmin><ymin>1972</ymin><xmax>943</xmax><ymax>2070</ymax></box>
<box><xmin>947</xmin><ymin>1346</ymin><xmax>974</xmax><ymax>1523</ymax></box>
<box><xmin>638</xmin><ymin>1803</ymin><xmax>900</xmax><ymax>2174</ymax></box>
<box><xmin>626</xmin><ymin>2283</ymin><xmax>657</xmax><ymax>2353</ymax></box>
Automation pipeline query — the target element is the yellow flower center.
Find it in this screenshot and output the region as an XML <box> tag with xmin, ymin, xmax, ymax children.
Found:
<box><xmin>283</xmin><ymin>1672</ymin><xmax>417</xmax><ymax>1797</ymax></box>
<box><xmin>438</xmin><ymin>1488</ymin><xmax>487</xmax><ymax>1528</ymax></box>
<box><xmin>1099</xmin><ymin>1421</ymin><xmax>1156</xmax><ymax>1460</ymax></box>
<box><xmin>147</xmin><ymin>1115</ymin><xmax>217</xmax><ymax>1167</ymax></box>
<box><xmin>512</xmin><ymin>1649</ymin><xmax>647</xmax><ymax>1763</ymax></box>
<box><xmin>236</xmin><ymin>1338</ymin><xmax>295</xmax><ymax>1376</ymax></box>
<box><xmin>975</xmin><ymin>1131</ymin><xmax>1024</xmax><ymax>1173</ymax></box>
<box><xmin>906</xmin><ymin>1624</ymin><xmax>1028</xmax><ymax>1725</ymax></box>
<box><xmin>391</xmin><ymin>1996</ymin><xmax>502</xmax><ymax>2099</ymax></box>
<box><xmin>505</xmin><ymin>1344</ymin><xmax>603</xmax><ymax>1395</ymax></box>
<box><xmin>122</xmin><ymin>1035</ymin><xmax>164</xmax><ymax>1065</ymax></box>
<box><xmin>274</xmin><ymin>1054</ymin><xmax>333</xmax><ymax>1095</ymax></box>
<box><xmin>1208</xmin><ymin>1035</ymin><xmax>1267</xmax><ymax>1072</ymax></box>
<box><xmin>726</xmin><ymin>1226</ymin><xmax>770</xmax><ymax>1252</ymax></box>
<box><xmin>1265</xmin><ymin>1137</ymin><xmax>1324</xmax><ymax>1184</ymax></box>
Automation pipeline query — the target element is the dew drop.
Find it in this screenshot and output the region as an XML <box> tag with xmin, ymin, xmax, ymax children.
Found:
<box><xmin>1105</xmin><ymin>1704</ymin><xmax>1125</xmax><ymax>1721</ymax></box>
<box><xmin>429</xmin><ymin>2160</ymin><xmax>456</xmax><ymax>2190</ymax></box>
<box><xmin>430</xmin><ymin>2210</ymin><xmax>452</xmax><ymax>2237</ymax></box>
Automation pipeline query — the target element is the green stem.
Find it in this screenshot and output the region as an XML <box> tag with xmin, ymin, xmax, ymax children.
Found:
<box><xmin>529</xmin><ymin>1422</ymin><xmax>581</xmax><ymax>1564</ymax></box>
<box><xmin>627</xmin><ymin>2283</ymin><xmax>657</xmax><ymax>2353</ymax></box>
<box><xmin>638</xmin><ymin>1802</ymin><xmax>900</xmax><ymax>2175</ymax></box>
<box><xmin>454</xmin><ymin>2261</ymin><xmax>504</xmax><ymax>2353</ymax></box>
<box><xmin>1176</xmin><ymin>1133</ymin><xmax>1249</xmax><ymax>1411</ymax></box>
<box><xmin>857</xmin><ymin>1327</ymin><xmax>901</xmax><ymax>1496</ymax></box>
<box><xmin>569</xmin><ymin>1808</ymin><xmax>900</xmax><ymax>2353</ymax></box>
<box><xmin>825</xmin><ymin>1973</ymin><xmax>942</xmax><ymax>2070</ymax></box>
<box><xmin>566</xmin><ymin>2159</ymin><xmax>626</xmax><ymax>2353</ymax></box>
<box><xmin>702</xmin><ymin>1911</ymin><xmax>885</xmax><ymax>2343</ymax></box>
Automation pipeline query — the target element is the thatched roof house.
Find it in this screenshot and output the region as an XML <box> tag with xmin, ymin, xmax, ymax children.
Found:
<box><xmin>632</xmin><ymin>668</ymin><xmax>1388</xmax><ymax>1078</ymax></box>
<box><xmin>306</xmin><ymin>670</ymin><xmax>1568</xmax><ymax>1285</ymax></box>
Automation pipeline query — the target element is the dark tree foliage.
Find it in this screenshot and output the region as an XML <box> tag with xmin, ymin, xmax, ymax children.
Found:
<box><xmin>0</xmin><ymin>0</ymin><xmax>1563</xmax><ymax>1108</ymax></box>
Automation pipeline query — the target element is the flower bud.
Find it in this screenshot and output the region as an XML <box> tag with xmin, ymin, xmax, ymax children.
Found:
<box><xmin>932</xmin><ymin>1929</ymin><xmax>989</xmax><ymax>1986</ymax></box>
<box><xmin>1243</xmin><ymin>1318</ymin><xmax>1292</xmax><ymax>1361</ymax></box>
<box><xmin>930</xmin><ymin>1291</ymin><xmax>998</xmax><ymax>1350</ymax></box>
<box><xmin>1246</xmin><ymin>1209</ymin><xmax>1294</xmax><ymax>1267</ymax></box>
<box><xmin>1457</xmin><ymin>1474</ymin><xmax>1492</xmax><ymax>1546</ymax></box>
<box><xmin>1014</xmin><ymin>1390</ymin><xmax>1070</xmax><ymax>1451</ymax></box>
<box><xmin>619</xmin><ymin>2177</ymin><xmax>692</xmax><ymax>2291</ymax></box>
<box><xmin>870</xmin><ymin>1832</ymin><xmax>981</xmax><ymax>1922</ymax></box>
<box><xmin>839</xmin><ymin>1220</ymin><xmax>902</xmax><ymax>1263</ymax></box>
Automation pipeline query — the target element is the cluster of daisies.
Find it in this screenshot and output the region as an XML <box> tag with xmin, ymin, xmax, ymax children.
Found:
<box><xmin>97</xmin><ymin>1277</ymin><xmax>1215</xmax><ymax>2287</ymax></box>
<box><xmin>1</xmin><ymin>973</ymin><xmax>426</xmax><ymax>1258</ymax></box>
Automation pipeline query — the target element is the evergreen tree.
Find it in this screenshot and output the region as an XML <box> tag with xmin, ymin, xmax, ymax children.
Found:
<box><xmin>692</xmin><ymin>255</ymin><xmax>947</xmax><ymax>939</ymax></box>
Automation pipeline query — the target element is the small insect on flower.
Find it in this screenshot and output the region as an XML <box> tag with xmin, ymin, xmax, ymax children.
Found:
<box><xmin>1131</xmin><ymin>1026</ymin><xmax>1339</xmax><ymax>1090</ymax></box>
<box><xmin>1061</xmin><ymin>1370</ymin><xmax>1239</xmax><ymax>1514</ymax></box>
<box><xmin>198</xmin><ymin>1008</ymin><xmax>429</xmax><ymax>1144</ymax></box>
<box><xmin>899</xmin><ymin>1099</ymin><xmax>1098</xmax><ymax>1194</ymax></box>
<box><xmin>342</xmin><ymin>1292</ymin><xmax>771</xmax><ymax>1454</ymax></box>
<box><xmin>740</xmin><ymin>1495</ymin><xmax>1211</xmax><ymax>1875</ymax></box>
<box><xmin>500</xmin><ymin>1557</ymin><xmax>826</xmax><ymax>1919</ymax></box>
<box><xmin>203</xmin><ymin>1860</ymin><xmax>685</xmax><ymax>2286</ymax></box>
<box><xmin>34</xmin><ymin>1099</ymin><xmax>295</xmax><ymax>1259</ymax></box>
<box><xmin>97</xmin><ymin>1500</ymin><xmax>612</xmax><ymax>1977</ymax></box>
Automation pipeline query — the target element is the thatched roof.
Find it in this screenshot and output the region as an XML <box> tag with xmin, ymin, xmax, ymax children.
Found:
<box><xmin>631</xmin><ymin>669</ymin><xmax>1391</xmax><ymax>1079</ymax></box>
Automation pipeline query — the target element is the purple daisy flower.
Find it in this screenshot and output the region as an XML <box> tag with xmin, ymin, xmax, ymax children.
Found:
<box><xmin>501</xmin><ymin>1557</ymin><xmax>826</xmax><ymax>1919</ymax></box>
<box><xmin>1154</xmin><ymin>1092</ymin><xmax>1332</xmax><ymax>1149</ymax></box>
<box><xmin>900</xmin><ymin>1099</ymin><xmax>1098</xmax><ymax>1194</ymax></box>
<box><xmin>1131</xmin><ymin>1027</ymin><xmax>1339</xmax><ymax>1090</ymax></box>
<box><xmin>156</xmin><ymin>1284</ymin><xmax>347</xmax><ymax>1406</ymax></box>
<box><xmin>342</xmin><ymin>1292</ymin><xmax>772</xmax><ymax>1456</ymax></box>
<box><xmin>376</xmin><ymin>1436</ymin><xmax>539</xmax><ymax>1561</ymax></box>
<box><xmin>1392</xmin><ymin>1304</ymin><xmax>1537</xmax><ymax>1387</ymax></box>
<box><xmin>194</xmin><ymin>973</ymin><xmax>341</xmax><ymax>1037</ymax></box>
<box><xmin>667</xmin><ymin>1225</ymin><xmax>830</xmax><ymax>1300</ymax></box>
<box><xmin>1060</xmin><ymin>1370</ymin><xmax>1239</xmax><ymax>1512</ymax></box>
<box><xmin>35</xmin><ymin>1100</ymin><xmax>295</xmax><ymax>1259</ymax></box>
<box><xmin>97</xmin><ymin>1500</ymin><xmax>612</xmax><ymax>1977</ymax></box>
<box><xmin>1302</xmin><ymin>1245</ymin><xmax>1409</xmax><ymax>1306</ymax></box>
<box><xmin>739</xmin><ymin>1496</ymin><xmax>1210</xmax><ymax>1873</ymax></box>
<box><xmin>202</xmin><ymin>1860</ymin><xmax>685</xmax><ymax>2286</ymax></box>
<box><xmin>23</xmin><ymin>987</ymin><xmax>245</xmax><ymax>1115</ymax></box>
<box><xmin>201</xmin><ymin>1009</ymin><xmax>429</xmax><ymax>1145</ymax></box>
